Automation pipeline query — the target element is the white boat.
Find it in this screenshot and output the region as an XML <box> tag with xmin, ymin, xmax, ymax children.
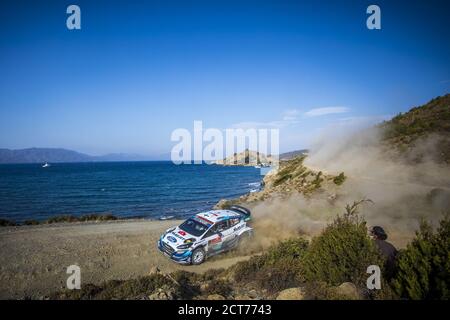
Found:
<box><xmin>42</xmin><ymin>162</ymin><xmax>50</xmax><ymax>168</ymax></box>
<box><xmin>159</xmin><ymin>215</ymin><xmax>175</xmax><ymax>221</ymax></box>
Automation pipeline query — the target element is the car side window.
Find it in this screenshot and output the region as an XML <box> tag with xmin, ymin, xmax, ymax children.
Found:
<box><xmin>215</xmin><ymin>220</ymin><xmax>229</xmax><ymax>232</ymax></box>
<box><xmin>202</xmin><ymin>228</ymin><xmax>216</xmax><ymax>239</ymax></box>
<box><xmin>201</xmin><ymin>220</ymin><xmax>231</xmax><ymax>239</ymax></box>
<box><xmin>229</xmin><ymin>218</ymin><xmax>240</xmax><ymax>227</ymax></box>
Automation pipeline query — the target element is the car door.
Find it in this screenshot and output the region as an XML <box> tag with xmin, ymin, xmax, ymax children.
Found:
<box><xmin>202</xmin><ymin>222</ymin><xmax>226</xmax><ymax>254</ymax></box>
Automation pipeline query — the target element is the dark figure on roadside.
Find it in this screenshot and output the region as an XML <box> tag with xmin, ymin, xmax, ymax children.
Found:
<box><xmin>370</xmin><ymin>226</ymin><xmax>398</xmax><ymax>277</ymax></box>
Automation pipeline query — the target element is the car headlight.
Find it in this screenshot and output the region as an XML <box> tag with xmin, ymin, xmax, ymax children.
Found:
<box><xmin>177</xmin><ymin>242</ymin><xmax>193</xmax><ymax>250</ymax></box>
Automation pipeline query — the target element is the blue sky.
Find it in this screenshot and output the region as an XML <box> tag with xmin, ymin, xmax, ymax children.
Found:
<box><xmin>0</xmin><ymin>0</ymin><xmax>449</xmax><ymax>156</ymax></box>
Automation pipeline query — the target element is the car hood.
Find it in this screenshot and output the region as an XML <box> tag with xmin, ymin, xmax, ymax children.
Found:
<box><xmin>162</xmin><ymin>227</ymin><xmax>199</xmax><ymax>247</ymax></box>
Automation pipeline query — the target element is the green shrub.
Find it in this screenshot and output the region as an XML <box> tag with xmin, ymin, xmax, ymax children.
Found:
<box><xmin>202</xmin><ymin>279</ymin><xmax>233</xmax><ymax>297</ymax></box>
<box><xmin>23</xmin><ymin>220</ymin><xmax>40</xmax><ymax>225</ymax></box>
<box><xmin>79</xmin><ymin>214</ymin><xmax>118</xmax><ymax>222</ymax></box>
<box><xmin>52</xmin><ymin>274</ymin><xmax>176</xmax><ymax>300</ymax></box>
<box><xmin>333</xmin><ymin>172</ymin><xmax>346</xmax><ymax>185</ymax></box>
<box><xmin>391</xmin><ymin>217</ymin><xmax>450</xmax><ymax>300</ymax></box>
<box><xmin>45</xmin><ymin>214</ymin><xmax>118</xmax><ymax>224</ymax></box>
<box><xmin>303</xmin><ymin>200</ymin><xmax>384</xmax><ymax>287</ymax></box>
<box><xmin>0</xmin><ymin>218</ymin><xmax>17</xmax><ymax>226</ymax></box>
<box><xmin>1</xmin><ymin>214</ymin><xmax>119</xmax><ymax>226</ymax></box>
<box><xmin>170</xmin><ymin>270</ymin><xmax>201</xmax><ymax>299</ymax></box>
<box><xmin>45</xmin><ymin>215</ymin><xmax>79</xmax><ymax>224</ymax></box>
<box><xmin>233</xmin><ymin>238</ymin><xmax>308</xmax><ymax>293</ymax></box>
<box><xmin>312</xmin><ymin>171</ymin><xmax>324</xmax><ymax>188</ymax></box>
<box><xmin>273</xmin><ymin>172</ymin><xmax>292</xmax><ymax>186</ymax></box>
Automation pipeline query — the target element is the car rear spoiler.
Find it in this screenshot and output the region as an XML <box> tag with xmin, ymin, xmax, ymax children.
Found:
<box><xmin>229</xmin><ymin>205</ymin><xmax>251</xmax><ymax>221</ymax></box>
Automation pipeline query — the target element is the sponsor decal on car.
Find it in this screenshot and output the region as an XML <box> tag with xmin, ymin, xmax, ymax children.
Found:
<box><xmin>173</xmin><ymin>232</ymin><xmax>185</xmax><ymax>240</ymax></box>
<box><xmin>209</xmin><ymin>236</ymin><xmax>222</xmax><ymax>245</ymax></box>
<box><xmin>167</xmin><ymin>236</ymin><xmax>177</xmax><ymax>243</ymax></box>
<box><xmin>196</xmin><ymin>215</ymin><xmax>214</xmax><ymax>225</ymax></box>
<box><xmin>178</xmin><ymin>230</ymin><xmax>187</xmax><ymax>236</ymax></box>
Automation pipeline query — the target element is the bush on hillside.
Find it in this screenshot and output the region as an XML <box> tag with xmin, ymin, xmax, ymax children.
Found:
<box><xmin>233</xmin><ymin>238</ymin><xmax>309</xmax><ymax>293</ymax></box>
<box><xmin>302</xmin><ymin>200</ymin><xmax>385</xmax><ymax>288</ymax></box>
<box><xmin>23</xmin><ymin>220</ymin><xmax>40</xmax><ymax>225</ymax></box>
<box><xmin>333</xmin><ymin>172</ymin><xmax>347</xmax><ymax>185</ymax></box>
<box><xmin>0</xmin><ymin>218</ymin><xmax>17</xmax><ymax>226</ymax></box>
<box><xmin>273</xmin><ymin>156</ymin><xmax>306</xmax><ymax>187</ymax></box>
<box><xmin>45</xmin><ymin>215</ymin><xmax>79</xmax><ymax>224</ymax></box>
<box><xmin>79</xmin><ymin>214</ymin><xmax>118</xmax><ymax>222</ymax></box>
<box><xmin>51</xmin><ymin>274</ymin><xmax>177</xmax><ymax>300</ymax></box>
<box><xmin>391</xmin><ymin>216</ymin><xmax>450</xmax><ymax>300</ymax></box>
<box><xmin>45</xmin><ymin>214</ymin><xmax>118</xmax><ymax>224</ymax></box>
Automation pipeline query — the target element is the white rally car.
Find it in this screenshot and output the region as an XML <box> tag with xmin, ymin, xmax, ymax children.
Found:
<box><xmin>158</xmin><ymin>206</ymin><xmax>252</xmax><ymax>264</ymax></box>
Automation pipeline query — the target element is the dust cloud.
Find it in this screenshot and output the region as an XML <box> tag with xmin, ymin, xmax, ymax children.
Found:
<box><xmin>248</xmin><ymin>122</ymin><xmax>450</xmax><ymax>249</ymax></box>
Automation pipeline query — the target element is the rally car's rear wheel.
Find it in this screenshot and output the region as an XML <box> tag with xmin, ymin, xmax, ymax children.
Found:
<box><xmin>239</xmin><ymin>230</ymin><xmax>253</xmax><ymax>246</ymax></box>
<box><xmin>191</xmin><ymin>247</ymin><xmax>206</xmax><ymax>265</ymax></box>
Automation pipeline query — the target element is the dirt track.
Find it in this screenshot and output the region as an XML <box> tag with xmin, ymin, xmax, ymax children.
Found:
<box><xmin>0</xmin><ymin>219</ymin><xmax>251</xmax><ymax>299</ymax></box>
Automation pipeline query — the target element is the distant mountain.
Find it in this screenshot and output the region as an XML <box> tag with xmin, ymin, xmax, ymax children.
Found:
<box><xmin>0</xmin><ymin>148</ymin><xmax>91</xmax><ymax>164</ymax></box>
<box><xmin>0</xmin><ymin>148</ymin><xmax>153</xmax><ymax>164</ymax></box>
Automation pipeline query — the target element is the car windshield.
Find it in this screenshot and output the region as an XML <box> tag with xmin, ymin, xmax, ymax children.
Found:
<box><xmin>179</xmin><ymin>218</ymin><xmax>209</xmax><ymax>237</ymax></box>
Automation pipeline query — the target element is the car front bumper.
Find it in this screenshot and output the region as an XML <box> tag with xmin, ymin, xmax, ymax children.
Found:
<box><xmin>158</xmin><ymin>240</ymin><xmax>192</xmax><ymax>264</ymax></box>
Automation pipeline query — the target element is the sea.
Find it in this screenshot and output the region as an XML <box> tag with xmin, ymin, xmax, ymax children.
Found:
<box><xmin>0</xmin><ymin>161</ymin><xmax>263</xmax><ymax>223</ymax></box>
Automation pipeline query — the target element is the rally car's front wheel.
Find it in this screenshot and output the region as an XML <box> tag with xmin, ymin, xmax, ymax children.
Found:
<box><xmin>191</xmin><ymin>247</ymin><xmax>206</xmax><ymax>265</ymax></box>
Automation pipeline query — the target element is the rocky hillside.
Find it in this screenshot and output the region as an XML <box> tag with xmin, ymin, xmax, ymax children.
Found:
<box><xmin>214</xmin><ymin>149</ymin><xmax>275</xmax><ymax>166</ymax></box>
<box><xmin>216</xmin><ymin>94</ymin><xmax>450</xmax><ymax>209</ymax></box>
<box><xmin>215</xmin><ymin>155</ymin><xmax>346</xmax><ymax>209</ymax></box>
<box><xmin>378</xmin><ymin>94</ymin><xmax>450</xmax><ymax>163</ymax></box>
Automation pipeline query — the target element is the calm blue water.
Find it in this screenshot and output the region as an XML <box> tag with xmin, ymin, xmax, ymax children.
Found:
<box><xmin>0</xmin><ymin>162</ymin><xmax>262</xmax><ymax>222</ymax></box>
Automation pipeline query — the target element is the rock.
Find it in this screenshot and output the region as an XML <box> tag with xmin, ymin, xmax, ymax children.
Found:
<box><xmin>276</xmin><ymin>287</ymin><xmax>306</xmax><ymax>300</ymax></box>
<box><xmin>334</xmin><ymin>282</ymin><xmax>360</xmax><ymax>300</ymax></box>
<box><xmin>234</xmin><ymin>294</ymin><xmax>252</xmax><ymax>300</ymax></box>
<box><xmin>148</xmin><ymin>286</ymin><xmax>175</xmax><ymax>300</ymax></box>
<box><xmin>200</xmin><ymin>283</ymin><xmax>209</xmax><ymax>292</ymax></box>
<box><xmin>248</xmin><ymin>289</ymin><xmax>259</xmax><ymax>299</ymax></box>
<box><xmin>214</xmin><ymin>199</ymin><xmax>232</xmax><ymax>209</ymax></box>
<box><xmin>149</xmin><ymin>266</ymin><xmax>160</xmax><ymax>275</ymax></box>
<box><xmin>327</xmin><ymin>193</ymin><xmax>337</xmax><ymax>201</ymax></box>
<box><xmin>207</xmin><ymin>294</ymin><xmax>226</xmax><ymax>300</ymax></box>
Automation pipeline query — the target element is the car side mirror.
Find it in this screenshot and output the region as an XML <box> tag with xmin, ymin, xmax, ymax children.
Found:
<box><xmin>217</xmin><ymin>231</ymin><xmax>223</xmax><ymax>237</ymax></box>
